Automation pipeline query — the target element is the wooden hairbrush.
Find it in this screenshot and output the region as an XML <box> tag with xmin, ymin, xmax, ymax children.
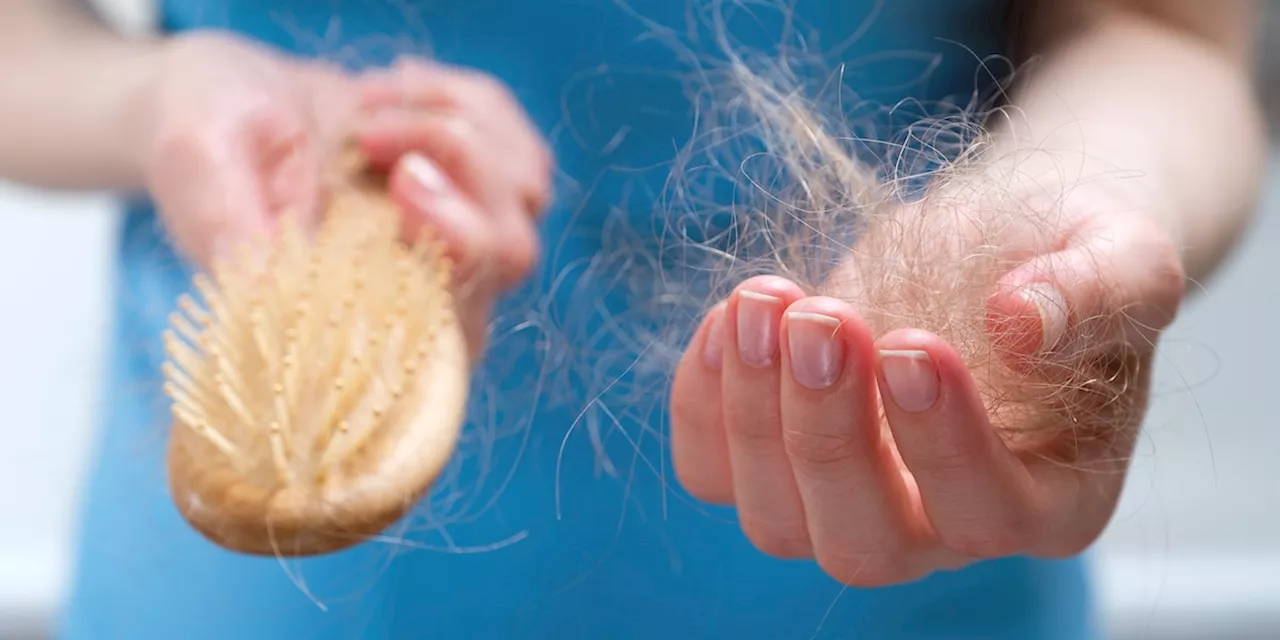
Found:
<box><xmin>160</xmin><ymin>146</ymin><xmax>470</xmax><ymax>557</ymax></box>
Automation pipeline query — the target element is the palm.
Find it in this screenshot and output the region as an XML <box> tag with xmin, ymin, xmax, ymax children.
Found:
<box><xmin>670</xmin><ymin>190</ymin><xmax>1180</xmax><ymax>584</ymax></box>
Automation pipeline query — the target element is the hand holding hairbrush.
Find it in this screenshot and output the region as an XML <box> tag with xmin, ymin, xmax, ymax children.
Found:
<box><xmin>161</xmin><ymin>146</ymin><xmax>471</xmax><ymax>557</ymax></box>
<box><xmin>150</xmin><ymin>54</ymin><xmax>551</xmax><ymax>557</ymax></box>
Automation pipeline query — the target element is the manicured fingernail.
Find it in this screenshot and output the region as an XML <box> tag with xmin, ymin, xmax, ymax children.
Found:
<box><xmin>736</xmin><ymin>290</ymin><xmax>782</xmax><ymax>368</ymax></box>
<box><xmin>400</xmin><ymin>152</ymin><xmax>478</xmax><ymax>241</ymax></box>
<box><xmin>403</xmin><ymin>151</ymin><xmax>455</xmax><ymax>198</ymax></box>
<box><xmin>879</xmin><ymin>349</ymin><xmax>939</xmax><ymax>413</ymax></box>
<box><xmin>1021</xmin><ymin>283</ymin><xmax>1068</xmax><ymax>351</ymax></box>
<box><xmin>786</xmin><ymin>312</ymin><xmax>844</xmax><ymax>390</ymax></box>
<box><xmin>702</xmin><ymin>304</ymin><xmax>726</xmax><ymax>370</ymax></box>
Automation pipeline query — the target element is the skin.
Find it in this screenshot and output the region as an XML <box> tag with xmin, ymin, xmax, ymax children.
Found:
<box><xmin>0</xmin><ymin>1</ymin><xmax>552</xmax><ymax>355</ymax></box>
<box><xmin>671</xmin><ymin>0</ymin><xmax>1267</xmax><ymax>586</ymax></box>
<box><xmin>0</xmin><ymin>0</ymin><xmax>1266</xmax><ymax>590</ymax></box>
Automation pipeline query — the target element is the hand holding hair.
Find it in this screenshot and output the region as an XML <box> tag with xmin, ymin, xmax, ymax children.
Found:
<box><xmin>671</xmin><ymin>178</ymin><xmax>1182</xmax><ymax>585</ymax></box>
<box><xmin>669</xmin><ymin>0</ymin><xmax>1259</xmax><ymax>587</ymax></box>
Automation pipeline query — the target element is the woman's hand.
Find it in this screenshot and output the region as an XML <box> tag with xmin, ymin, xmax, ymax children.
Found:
<box><xmin>142</xmin><ymin>33</ymin><xmax>551</xmax><ymax>354</ymax></box>
<box><xmin>668</xmin><ymin>186</ymin><xmax>1185</xmax><ymax>586</ymax></box>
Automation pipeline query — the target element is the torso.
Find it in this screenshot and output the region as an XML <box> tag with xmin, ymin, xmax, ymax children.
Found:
<box><xmin>62</xmin><ymin>1</ymin><xmax>1098</xmax><ymax>638</ymax></box>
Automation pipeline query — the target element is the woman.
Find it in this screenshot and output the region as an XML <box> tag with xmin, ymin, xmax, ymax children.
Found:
<box><xmin>0</xmin><ymin>0</ymin><xmax>1263</xmax><ymax>638</ymax></box>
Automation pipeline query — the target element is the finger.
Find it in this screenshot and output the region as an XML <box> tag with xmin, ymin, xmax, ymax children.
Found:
<box><xmin>363</xmin><ymin>57</ymin><xmax>546</xmax><ymax>161</ymax></box>
<box><xmin>252</xmin><ymin>107</ymin><xmax>322</xmax><ymax>228</ymax></box>
<box><xmin>357</xmin><ymin>61</ymin><xmax>552</xmax><ymax>215</ymax></box>
<box><xmin>984</xmin><ymin>213</ymin><xmax>1169</xmax><ymax>466</ymax></box>
<box><xmin>359</xmin><ymin>58</ymin><xmax>515</xmax><ymax>115</ymax></box>
<box><xmin>987</xmin><ymin>214</ymin><xmax>1185</xmax><ymax>363</ymax></box>
<box><xmin>779</xmin><ymin>297</ymin><xmax>932</xmax><ymax>585</ymax></box>
<box><xmin>150</xmin><ymin>112</ymin><xmax>291</xmax><ymax>269</ymax></box>
<box><xmin>387</xmin><ymin>155</ymin><xmax>503</xmax><ymax>358</ymax></box>
<box><xmin>358</xmin><ymin>111</ymin><xmax>502</xmax><ymax>211</ymax></box>
<box><xmin>389</xmin><ymin>153</ymin><xmax>537</xmax><ymax>303</ymax></box>
<box><xmin>875</xmin><ymin>329</ymin><xmax>1047</xmax><ymax>560</ymax></box>
<box><xmin>979</xmin><ymin>219</ymin><xmax>1169</xmax><ymax>559</ymax></box>
<box><xmin>670</xmin><ymin>302</ymin><xmax>733</xmax><ymax>504</ymax></box>
<box><xmin>358</xmin><ymin>107</ymin><xmax>551</xmax><ymax>226</ymax></box>
<box><xmin>722</xmin><ymin>276</ymin><xmax>811</xmax><ymax>557</ymax></box>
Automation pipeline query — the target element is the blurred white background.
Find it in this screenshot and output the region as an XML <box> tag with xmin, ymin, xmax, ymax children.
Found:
<box><xmin>2</xmin><ymin>1</ymin><xmax>1280</xmax><ymax>638</ymax></box>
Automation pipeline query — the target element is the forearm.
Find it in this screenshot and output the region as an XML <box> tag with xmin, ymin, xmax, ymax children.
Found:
<box><xmin>0</xmin><ymin>1</ymin><xmax>164</xmax><ymax>190</ymax></box>
<box><xmin>982</xmin><ymin>0</ymin><xmax>1266</xmax><ymax>283</ymax></box>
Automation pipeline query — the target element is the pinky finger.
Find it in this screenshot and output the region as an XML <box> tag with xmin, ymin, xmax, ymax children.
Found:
<box><xmin>670</xmin><ymin>303</ymin><xmax>734</xmax><ymax>504</ymax></box>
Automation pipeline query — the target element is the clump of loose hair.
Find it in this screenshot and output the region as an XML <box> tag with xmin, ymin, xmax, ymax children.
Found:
<box><xmin>594</xmin><ymin>8</ymin><xmax>1149</xmax><ymax>470</ymax></box>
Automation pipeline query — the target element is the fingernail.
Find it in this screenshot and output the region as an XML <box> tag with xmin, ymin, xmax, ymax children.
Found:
<box><xmin>786</xmin><ymin>312</ymin><xmax>845</xmax><ymax>390</ymax></box>
<box><xmin>879</xmin><ymin>350</ymin><xmax>939</xmax><ymax>413</ymax></box>
<box><xmin>400</xmin><ymin>152</ymin><xmax>478</xmax><ymax>242</ymax></box>
<box><xmin>736</xmin><ymin>290</ymin><xmax>782</xmax><ymax>368</ymax></box>
<box><xmin>1021</xmin><ymin>283</ymin><xmax>1068</xmax><ymax>351</ymax></box>
<box><xmin>702</xmin><ymin>303</ymin><xmax>726</xmax><ymax>370</ymax></box>
<box><xmin>402</xmin><ymin>151</ymin><xmax>454</xmax><ymax>198</ymax></box>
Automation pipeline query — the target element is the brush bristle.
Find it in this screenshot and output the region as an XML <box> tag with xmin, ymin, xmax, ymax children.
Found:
<box><xmin>161</xmin><ymin>185</ymin><xmax>470</xmax><ymax>557</ymax></box>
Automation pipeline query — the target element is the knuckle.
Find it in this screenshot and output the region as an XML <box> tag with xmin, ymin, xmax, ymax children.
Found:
<box><xmin>448</xmin><ymin>224</ymin><xmax>495</xmax><ymax>282</ymax></box>
<box><xmin>782</xmin><ymin>429</ymin><xmax>864</xmax><ymax>470</ymax></box>
<box><xmin>817</xmin><ymin>552</ymin><xmax>911</xmax><ymax>588</ymax></box>
<box><xmin>392</xmin><ymin>54</ymin><xmax>429</xmax><ymax>73</ymax></box>
<box><xmin>1035</xmin><ymin>527</ymin><xmax>1103</xmax><ymax>559</ymax></box>
<box><xmin>524</xmin><ymin>182</ymin><xmax>552</xmax><ymax>218</ymax></box>
<box><xmin>240</xmin><ymin>99</ymin><xmax>295</xmax><ymax>135</ymax></box>
<box><xmin>1143</xmin><ymin>234</ymin><xmax>1187</xmax><ymax>323</ymax></box>
<box><xmin>1106</xmin><ymin>215</ymin><xmax>1188</xmax><ymax>341</ymax></box>
<box><xmin>152</xmin><ymin>124</ymin><xmax>205</xmax><ymax>166</ymax></box>
<box><xmin>676</xmin><ymin>469</ymin><xmax>734</xmax><ymax>506</ymax></box>
<box><xmin>917</xmin><ymin>448</ymin><xmax>975</xmax><ymax>479</ymax></box>
<box><xmin>464</xmin><ymin>71</ymin><xmax>516</xmax><ymax>104</ymax></box>
<box><xmin>535</xmin><ymin>138</ymin><xmax>554</xmax><ymax>170</ymax></box>
<box><xmin>723</xmin><ymin>414</ymin><xmax>779</xmax><ymax>451</ymax></box>
<box><xmin>426</xmin><ymin>64</ymin><xmax>516</xmax><ymax>108</ymax></box>
<box><xmin>686</xmin><ymin>486</ymin><xmax>734</xmax><ymax>506</ymax></box>
<box><xmin>392</xmin><ymin>55</ymin><xmax>445</xmax><ymax>89</ymax></box>
<box><xmin>432</xmin><ymin>116</ymin><xmax>479</xmax><ymax>151</ymax></box>
<box><xmin>739</xmin><ymin>513</ymin><xmax>811</xmax><ymax>559</ymax></box>
<box><xmin>532</xmin><ymin>144</ymin><xmax>555</xmax><ymax>185</ymax></box>
<box><xmin>669</xmin><ymin>378</ymin><xmax>702</xmax><ymax>430</ymax></box>
<box><xmin>1114</xmin><ymin>215</ymin><xmax>1185</xmax><ymax>285</ymax></box>
<box><xmin>940</xmin><ymin>516</ymin><xmax>1039</xmax><ymax>559</ymax></box>
<box><xmin>412</xmin><ymin>118</ymin><xmax>479</xmax><ymax>175</ymax></box>
<box><xmin>520</xmin><ymin>146</ymin><xmax>555</xmax><ymax>217</ymax></box>
<box><xmin>496</xmin><ymin>228</ymin><xmax>539</xmax><ymax>283</ymax></box>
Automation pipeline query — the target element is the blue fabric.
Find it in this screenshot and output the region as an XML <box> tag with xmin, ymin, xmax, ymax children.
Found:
<box><xmin>61</xmin><ymin>1</ymin><xmax>1100</xmax><ymax>638</ymax></box>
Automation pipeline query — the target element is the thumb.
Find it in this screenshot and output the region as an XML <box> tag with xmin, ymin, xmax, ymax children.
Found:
<box><xmin>986</xmin><ymin>213</ymin><xmax>1186</xmax><ymax>367</ymax></box>
<box><xmin>151</xmin><ymin>111</ymin><xmax>318</xmax><ymax>271</ymax></box>
<box><xmin>150</xmin><ymin>143</ymin><xmax>270</xmax><ymax>270</ymax></box>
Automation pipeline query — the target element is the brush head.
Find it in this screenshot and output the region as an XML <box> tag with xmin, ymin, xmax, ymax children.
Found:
<box><xmin>160</xmin><ymin>150</ymin><xmax>469</xmax><ymax>557</ymax></box>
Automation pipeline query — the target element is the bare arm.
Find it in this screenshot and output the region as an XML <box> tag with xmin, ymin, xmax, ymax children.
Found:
<box><xmin>0</xmin><ymin>1</ymin><xmax>163</xmax><ymax>190</ymax></box>
<box><xmin>988</xmin><ymin>0</ymin><xmax>1266</xmax><ymax>283</ymax></box>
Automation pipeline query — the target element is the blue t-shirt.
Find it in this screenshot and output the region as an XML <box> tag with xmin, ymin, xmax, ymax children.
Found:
<box><xmin>61</xmin><ymin>1</ymin><xmax>1099</xmax><ymax>638</ymax></box>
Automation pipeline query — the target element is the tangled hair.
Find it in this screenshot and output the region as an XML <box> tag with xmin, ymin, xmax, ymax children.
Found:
<box><xmin>570</xmin><ymin>1</ymin><xmax>1149</xmax><ymax>473</ymax></box>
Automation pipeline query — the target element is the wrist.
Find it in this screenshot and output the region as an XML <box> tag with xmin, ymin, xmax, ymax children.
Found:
<box><xmin>0</xmin><ymin>27</ymin><xmax>168</xmax><ymax>190</ymax></box>
<box><xmin>940</xmin><ymin>145</ymin><xmax>1181</xmax><ymax>244</ymax></box>
<box><xmin>107</xmin><ymin>37</ymin><xmax>171</xmax><ymax>190</ymax></box>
